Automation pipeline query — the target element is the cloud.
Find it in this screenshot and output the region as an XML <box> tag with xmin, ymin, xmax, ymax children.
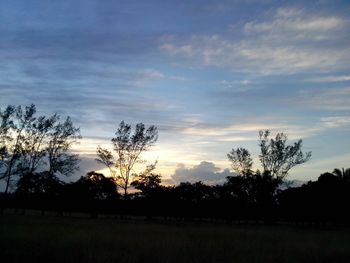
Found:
<box><xmin>319</xmin><ymin>116</ymin><xmax>350</xmax><ymax>128</ymax></box>
<box><xmin>139</xmin><ymin>69</ymin><xmax>187</xmax><ymax>81</ymax></box>
<box><xmin>244</xmin><ymin>8</ymin><xmax>344</xmax><ymax>35</ymax></box>
<box><xmin>160</xmin><ymin>8</ymin><xmax>350</xmax><ymax>74</ymax></box>
<box><xmin>177</xmin><ymin>113</ymin><xmax>350</xmax><ymax>143</ymax></box>
<box><xmin>292</xmin><ymin>87</ymin><xmax>350</xmax><ymax>111</ymax></box>
<box><xmin>307</xmin><ymin>75</ymin><xmax>350</xmax><ymax>82</ymax></box>
<box><xmin>171</xmin><ymin>161</ymin><xmax>234</xmax><ymax>185</ymax></box>
<box><xmin>181</xmin><ymin>121</ymin><xmax>290</xmax><ymax>137</ymax></box>
<box><xmin>0</xmin><ymin>62</ymin><xmax>181</xmax><ymax>135</ymax></box>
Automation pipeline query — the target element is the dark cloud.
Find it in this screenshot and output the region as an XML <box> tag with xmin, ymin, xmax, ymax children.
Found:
<box><xmin>171</xmin><ymin>161</ymin><xmax>234</xmax><ymax>185</ymax></box>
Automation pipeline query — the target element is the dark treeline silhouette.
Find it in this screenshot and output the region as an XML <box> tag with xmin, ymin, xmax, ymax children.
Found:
<box><xmin>1</xmin><ymin>168</ymin><xmax>350</xmax><ymax>224</ymax></box>
<box><xmin>1</xmin><ymin>105</ymin><xmax>349</xmax><ymax>224</ymax></box>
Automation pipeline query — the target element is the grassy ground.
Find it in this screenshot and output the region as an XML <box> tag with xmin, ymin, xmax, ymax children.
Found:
<box><xmin>1</xmin><ymin>214</ymin><xmax>350</xmax><ymax>263</ymax></box>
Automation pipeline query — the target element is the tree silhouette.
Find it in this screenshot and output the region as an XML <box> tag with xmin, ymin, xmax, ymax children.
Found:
<box><xmin>96</xmin><ymin>121</ymin><xmax>158</xmax><ymax>196</ymax></box>
<box><xmin>226</xmin><ymin>130</ymin><xmax>311</xmax><ymax>222</ymax></box>
<box><xmin>332</xmin><ymin>168</ymin><xmax>350</xmax><ymax>183</ymax></box>
<box><xmin>73</xmin><ymin>171</ymin><xmax>118</xmax><ymax>201</ymax></box>
<box><xmin>0</xmin><ymin>104</ymin><xmax>81</xmax><ymax>194</ymax></box>
<box><xmin>16</xmin><ymin>171</ymin><xmax>63</xmax><ymax>196</ymax></box>
<box><xmin>131</xmin><ymin>162</ymin><xmax>161</xmax><ymax>197</ymax></box>
<box><xmin>228</xmin><ymin>130</ymin><xmax>311</xmax><ymax>179</ymax></box>
<box><xmin>46</xmin><ymin>116</ymin><xmax>81</xmax><ymax>177</ymax></box>
<box><xmin>258</xmin><ymin>130</ymin><xmax>311</xmax><ymax>179</ymax></box>
<box><xmin>227</xmin><ymin>147</ymin><xmax>253</xmax><ymax>175</ymax></box>
<box><xmin>19</xmin><ymin>114</ymin><xmax>58</xmax><ymax>175</ymax></box>
<box><xmin>0</xmin><ymin>105</ymin><xmax>37</xmax><ymax>193</ymax></box>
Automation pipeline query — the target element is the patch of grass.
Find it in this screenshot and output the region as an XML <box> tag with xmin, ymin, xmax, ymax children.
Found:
<box><xmin>1</xmin><ymin>214</ymin><xmax>350</xmax><ymax>263</ymax></box>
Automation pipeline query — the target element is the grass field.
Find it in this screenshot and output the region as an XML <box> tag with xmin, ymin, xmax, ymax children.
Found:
<box><xmin>1</xmin><ymin>214</ymin><xmax>350</xmax><ymax>263</ymax></box>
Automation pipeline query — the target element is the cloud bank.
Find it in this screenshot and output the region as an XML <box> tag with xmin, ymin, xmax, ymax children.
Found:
<box><xmin>171</xmin><ymin>161</ymin><xmax>234</xmax><ymax>185</ymax></box>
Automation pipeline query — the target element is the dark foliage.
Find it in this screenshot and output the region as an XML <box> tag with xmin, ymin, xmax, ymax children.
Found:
<box><xmin>1</xmin><ymin>105</ymin><xmax>349</xmax><ymax>224</ymax></box>
<box><xmin>1</xmin><ymin>167</ymin><xmax>349</xmax><ymax>225</ymax></box>
<box><xmin>0</xmin><ymin>104</ymin><xmax>81</xmax><ymax>194</ymax></box>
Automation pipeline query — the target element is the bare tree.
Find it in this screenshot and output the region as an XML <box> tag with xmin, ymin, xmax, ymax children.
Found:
<box><xmin>258</xmin><ymin>130</ymin><xmax>311</xmax><ymax>179</ymax></box>
<box><xmin>96</xmin><ymin>121</ymin><xmax>158</xmax><ymax>196</ymax></box>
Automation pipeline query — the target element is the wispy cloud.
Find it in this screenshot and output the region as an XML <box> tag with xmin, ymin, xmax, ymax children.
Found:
<box><xmin>319</xmin><ymin>116</ymin><xmax>350</xmax><ymax>128</ymax></box>
<box><xmin>179</xmin><ymin>114</ymin><xmax>350</xmax><ymax>142</ymax></box>
<box><xmin>293</xmin><ymin>87</ymin><xmax>350</xmax><ymax>111</ymax></box>
<box><xmin>307</xmin><ymin>75</ymin><xmax>350</xmax><ymax>82</ymax></box>
<box><xmin>160</xmin><ymin>7</ymin><xmax>350</xmax><ymax>74</ymax></box>
<box><xmin>244</xmin><ymin>8</ymin><xmax>345</xmax><ymax>36</ymax></box>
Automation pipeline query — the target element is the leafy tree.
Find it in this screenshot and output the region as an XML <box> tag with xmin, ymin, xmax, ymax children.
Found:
<box><xmin>73</xmin><ymin>171</ymin><xmax>118</xmax><ymax>200</ymax></box>
<box><xmin>0</xmin><ymin>105</ymin><xmax>37</xmax><ymax>193</ymax></box>
<box><xmin>0</xmin><ymin>104</ymin><xmax>81</xmax><ymax>193</ymax></box>
<box><xmin>227</xmin><ymin>130</ymin><xmax>311</xmax><ymax>217</ymax></box>
<box><xmin>96</xmin><ymin>121</ymin><xmax>158</xmax><ymax>196</ymax></box>
<box><xmin>332</xmin><ymin>168</ymin><xmax>350</xmax><ymax>182</ymax></box>
<box><xmin>175</xmin><ymin>181</ymin><xmax>214</xmax><ymax>203</ymax></box>
<box><xmin>228</xmin><ymin>130</ymin><xmax>312</xmax><ymax>179</ymax></box>
<box><xmin>19</xmin><ymin>114</ymin><xmax>58</xmax><ymax>174</ymax></box>
<box><xmin>46</xmin><ymin>116</ymin><xmax>81</xmax><ymax>177</ymax></box>
<box><xmin>16</xmin><ymin>171</ymin><xmax>63</xmax><ymax>196</ymax></box>
<box><xmin>258</xmin><ymin>130</ymin><xmax>311</xmax><ymax>179</ymax></box>
<box><xmin>0</xmin><ymin>106</ymin><xmax>15</xmax><ymax>172</ymax></box>
<box><xmin>131</xmin><ymin>163</ymin><xmax>161</xmax><ymax>196</ymax></box>
<box><xmin>227</xmin><ymin>147</ymin><xmax>253</xmax><ymax>175</ymax></box>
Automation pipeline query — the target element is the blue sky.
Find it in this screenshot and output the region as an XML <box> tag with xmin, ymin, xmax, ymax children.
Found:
<box><xmin>1</xmin><ymin>0</ymin><xmax>350</xmax><ymax>185</ymax></box>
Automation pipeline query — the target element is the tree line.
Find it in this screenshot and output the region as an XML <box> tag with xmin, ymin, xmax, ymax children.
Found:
<box><xmin>1</xmin><ymin>104</ymin><xmax>349</xmax><ymax>224</ymax></box>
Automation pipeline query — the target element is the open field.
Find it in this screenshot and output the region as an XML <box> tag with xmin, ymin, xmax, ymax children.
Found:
<box><xmin>1</xmin><ymin>214</ymin><xmax>350</xmax><ymax>263</ymax></box>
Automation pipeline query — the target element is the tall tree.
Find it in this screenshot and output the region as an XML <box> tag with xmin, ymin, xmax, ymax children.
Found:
<box><xmin>96</xmin><ymin>121</ymin><xmax>158</xmax><ymax>196</ymax></box>
<box><xmin>0</xmin><ymin>106</ymin><xmax>15</xmax><ymax>171</ymax></box>
<box><xmin>0</xmin><ymin>105</ymin><xmax>36</xmax><ymax>193</ymax></box>
<box><xmin>227</xmin><ymin>130</ymin><xmax>311</xmax><ymax>180</ymax></box>
<box><xmin>0</xmin><ymin>104</ymin><xmax>81</xmax><ymax>193</ymax></box>
<box><xmin>46</xmin><ymin>116</ymin><xmax>81</xmax><ymax>177</ymax></box>
<box><xmin>227</xmin><ymin>147</ymin><xmax>253</xmax><ymax>176</ymax></box>
<box><xmin>258</xmin><ymin>130</ymin><xmax>311</xmax><ymax>179</ymax></box>
<box><xmin>19</xmin><ymin>114</ymin><xmax>58</xmax><ymax>174</ymax></box>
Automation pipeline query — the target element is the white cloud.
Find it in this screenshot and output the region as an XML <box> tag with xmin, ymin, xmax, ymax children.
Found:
<box><xmin>178</xmin><ymin>112</ymin><xmax>350</xmax><ymax>144</ymax></box>
<box><xmin>307</xmin><ymin>75</ymin><xmax>350</xmax><ymax>82</ymax></box>
<box><xmin>160</xmin><ymin>8</ymin><xmax>350</xmax><ymax>75</ymax></box>
<box><xmin>181</xmin><ymin>122</ymin><xmax>291</xmax><ymax>137</ymax></box>
<box><xmin>319</xmin><ymin>116</ymin><xmax>350</xmax><ymax>128</ymax></box>
<box><xmin>141</xmin><ymin>69</ymin><xmax>186</xmax><ymax>81</ymax></box>
<box><xmin>244</xmin><ymin>8</ymin><xmax>344</xmax><ymax>34</ymax></box>
<box><xmin>171</xmin><ymin>161</ymin><xmax>234</xmax><ymax>185</ymax></box>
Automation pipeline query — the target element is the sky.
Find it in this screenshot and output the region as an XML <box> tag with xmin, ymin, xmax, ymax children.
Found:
<box><xmin>1</xmin><ymin>0</ymin><xmax>350</xmax><ymax>185</ymax></box>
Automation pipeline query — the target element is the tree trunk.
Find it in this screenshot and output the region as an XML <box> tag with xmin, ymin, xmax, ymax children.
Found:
<box><xmin>4</xmin><ymin>174</ymin><xmax>11</xmax><ymax>194</ymax></box>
